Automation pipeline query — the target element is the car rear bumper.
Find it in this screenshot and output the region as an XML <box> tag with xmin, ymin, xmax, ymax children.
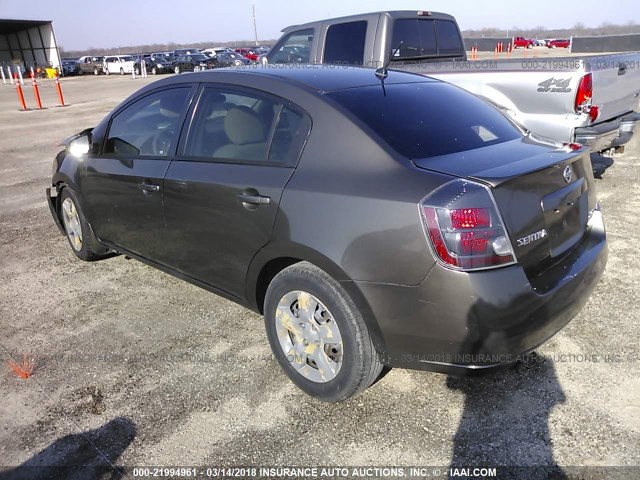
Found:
<box><xmin>574</xmin><ymin>121</ymin><xmax>620</xmax><ymax>152</ymax></box>
<box><xmin>574</xmin><ymin>111</ymin><xmax>640</xmax><ymax>151</ymax></box>
<box><xmin>610</xmin><ymin>111</ymin><xmax>640</xmax><ymax>148</ymax></box>
<box><xmin>354</xmin><ymin>209</ymin><xmax>607</xmax><ymax>375</ymax></box>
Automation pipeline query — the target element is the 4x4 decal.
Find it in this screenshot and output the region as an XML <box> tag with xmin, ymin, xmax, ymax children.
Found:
<box><xmin>537</xmin><ymin>77</ymin><xmax>572</xmax><ymax>93</ymax></box>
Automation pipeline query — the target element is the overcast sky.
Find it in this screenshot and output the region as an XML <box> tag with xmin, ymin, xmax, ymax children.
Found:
<box><xmin>1</xmin><ymin>0</ymin><xmax>638</xmax><ymax>50</ymax></box>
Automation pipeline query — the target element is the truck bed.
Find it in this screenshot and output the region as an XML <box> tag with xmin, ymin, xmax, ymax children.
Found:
<box><xmin>398</xmin><ymin>52</ymin><xmax>640</xmax><ymax>147</ymax></box>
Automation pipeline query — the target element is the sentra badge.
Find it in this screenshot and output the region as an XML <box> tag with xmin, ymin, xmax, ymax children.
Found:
<box><xmin>517</xmin><ymin>229</ymin><xmax>548</xmax><ymax>247</ymax></box>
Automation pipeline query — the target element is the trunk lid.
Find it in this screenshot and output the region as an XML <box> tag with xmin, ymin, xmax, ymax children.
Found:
<box><xmin>412</xmin><ymin>137</ymin><xmax>598</xmax><ymax>276</ymax></box>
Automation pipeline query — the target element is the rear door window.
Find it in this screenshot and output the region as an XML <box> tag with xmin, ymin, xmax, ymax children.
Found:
<box><xmin>323</xmin><ymin>21</ymin><xmax>367</xmax><ymax>65</ymax></box>
<box><xmin>183</xmin><ymin>87</ymin><xmax>311</xmax><ymax>166</ymax></box>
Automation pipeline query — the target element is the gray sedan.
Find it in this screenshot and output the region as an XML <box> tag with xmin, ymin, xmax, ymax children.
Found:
<box><xmin>47</xmin><ymin>66</ymin><xmax>607</xmax><ymax>402</ymax></box>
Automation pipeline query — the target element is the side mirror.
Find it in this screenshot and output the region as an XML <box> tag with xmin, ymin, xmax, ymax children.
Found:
<box><xmin>68</xmin><ymin>135</ymin><xmax>91</xmax><ymax>157</ymax></box>
<box><xmin>260</xmin><ymin>55</ymin><xmax>268</xmax><ymax>66</ymax></box>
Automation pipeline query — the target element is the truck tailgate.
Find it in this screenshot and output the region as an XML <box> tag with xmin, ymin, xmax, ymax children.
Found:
<box><xmin>588</xmin><ymin>53</ymin><xmax>640</xmax><ymax>121</ymax></box>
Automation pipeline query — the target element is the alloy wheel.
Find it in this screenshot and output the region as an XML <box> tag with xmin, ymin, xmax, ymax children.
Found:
<box><xmin>61</xmin><ymin>197</ymin><xmax>83</xmax><ymax>251</ymax></box>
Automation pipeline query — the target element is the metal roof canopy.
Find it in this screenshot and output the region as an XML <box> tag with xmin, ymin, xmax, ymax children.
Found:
<box><xmin>0</xmin><ymin>19</ymin><xmax>61</xmax><ymax>68</ymax></box>
<box><xmin>0</xmin><ymin>19</ymin><xmax>51</xmax><ymax>34</ymax></box>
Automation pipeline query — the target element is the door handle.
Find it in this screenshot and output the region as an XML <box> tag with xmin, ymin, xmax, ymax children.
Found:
<box><xmin>138</xmin><ymin>183</ymin><xmax>160</xmax><ymax>193</ymax></box>
<box><xmin>237</xmin><ymin>193</ymin><xmax>270</xmax><ymax>206</ymax></box>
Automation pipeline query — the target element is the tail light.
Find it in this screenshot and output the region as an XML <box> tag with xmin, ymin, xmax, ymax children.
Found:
<box><xmin>420</xmin><ymin>179</ymin><xmax>516</xmax><ymax>271</ymax></box>
<box><xmin>575</xmin><ymin>73</ymin><xmax>599</xmax><ymax>123</ymax></box>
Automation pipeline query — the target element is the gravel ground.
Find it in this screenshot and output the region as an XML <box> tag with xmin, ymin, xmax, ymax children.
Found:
<box><xmin>0</xmin><ymin>71</ymin><xmax>638</xmax><ymax>480</ymax></box>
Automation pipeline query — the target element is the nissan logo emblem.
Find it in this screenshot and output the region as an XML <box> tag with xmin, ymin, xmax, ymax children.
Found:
<box><xmin>563</xmin><ymin>165</ymin><xmax>573</xmax><ymax>183</ymax></box>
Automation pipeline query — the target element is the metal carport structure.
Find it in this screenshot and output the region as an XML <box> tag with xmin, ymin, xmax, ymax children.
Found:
<box><xmin>0</xmin><ymin>19</ymin><xmax>61</xmax><ymax>69</ymax></box>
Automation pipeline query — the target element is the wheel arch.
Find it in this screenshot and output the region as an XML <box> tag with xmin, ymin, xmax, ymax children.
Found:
<box><xmin>50</xmin><ymin>179</ymin><xmax>71</xmax><ymax>224</ymax></box>
<box><xmin>247</xmin><ymin>243</ymin><xmax>389</xmax><ymax>361</ymax></box>
<box><xmin>51</xmin><ymin>181</ymin><xmax>107</xmax><ymax>254</ymax></box>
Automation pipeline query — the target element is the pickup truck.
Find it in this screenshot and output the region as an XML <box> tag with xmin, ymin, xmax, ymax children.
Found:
<box><xmin>77</xmin><ymin>56</ymin><xmax>105</xmax><ymax>75</ymax></box>
<box><xmin>263</xmin><ymin>10</ymin><xmax>640</xmax><ymax>153</ymax></box>
<box><xmin>513</xmin><ymin>36</ymin><xmax>534</xmax><ymax>49</ymax></box>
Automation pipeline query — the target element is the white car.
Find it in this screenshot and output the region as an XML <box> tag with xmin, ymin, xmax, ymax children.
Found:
<box><xmin>103</xmin><ymin>55</ymin><xmax>136</xmax><ymax>75</ymax></box>
<box><xmin>202</xmin><ymin>47</ymin><xmax>235</xmax><ymax>57</ymax></box>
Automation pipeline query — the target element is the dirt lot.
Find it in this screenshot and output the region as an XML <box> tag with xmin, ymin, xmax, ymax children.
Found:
<box><xmin>0</xmin><ymin>68</ymin><xmax>639</xmax><ymax>479</ymax></box>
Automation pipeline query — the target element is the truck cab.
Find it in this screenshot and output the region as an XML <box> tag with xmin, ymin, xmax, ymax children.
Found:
<box><xmin>265</xmin><ymin>10</ymin><xmax>640</xmax><ymax>154</ymax></box>
<box><xmin>266</xmin><ymin>10</ymin><xmax>466</xmax><ymax>68</ymax></box>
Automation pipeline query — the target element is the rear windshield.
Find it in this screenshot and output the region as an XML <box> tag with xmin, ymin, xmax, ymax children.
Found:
<box><xmin>328</xmin><ymin>82</ymin><xmax>521</xmax><ymax>159</ymax></box>
<box><xmin>391</xmin><ymin>19</ymin><xmax>464</xmax><ymax>59</ymax></box>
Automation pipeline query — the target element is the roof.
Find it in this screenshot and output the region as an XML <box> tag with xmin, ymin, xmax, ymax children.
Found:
<box><xmin>0</xmin><ymin>19</ymin><xmax>51</xmax><ymax>35</ymax></box>
<box><xmin>282</xmin><ymin>10</ymin><xmax>456</xmax><ymax>33</ymax></box>
<box><xmin>201</xmin><ymin>65</ymin><xmax>437</xmax><ymax>93</ymax></box>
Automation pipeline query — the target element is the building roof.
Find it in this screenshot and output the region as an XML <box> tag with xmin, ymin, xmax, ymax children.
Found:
<box><xmin>0</xmin><ymin>19</ymin><xmax>51</xmax><ymax>35</ymax></box>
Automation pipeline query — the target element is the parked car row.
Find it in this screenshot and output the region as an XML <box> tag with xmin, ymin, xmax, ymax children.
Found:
<box><xmin>67</xmin><ymin>46</ymin><xmax>271</xmax><ymax>77</ymax></box>
<box><xmin>513</xmin><ymin>37</ymin><xmax>572</xmax><ymax>49</ymax></box>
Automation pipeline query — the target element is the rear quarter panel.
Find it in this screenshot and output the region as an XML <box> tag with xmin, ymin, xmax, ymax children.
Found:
<box><xmin>270</xmin><ymin>93</ymin><xmax>450</xmax><ymax>286</ymax></box>
<box><xmin>424</xmin><ymin>67</ymin><xmax>584</xmax><ymax>142</ymax></box>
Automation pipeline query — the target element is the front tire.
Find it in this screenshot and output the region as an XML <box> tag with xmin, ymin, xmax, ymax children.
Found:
<box><xmin>120</xmin><ymin>67</ymin><xmax>125</xmax><ymax>75</ymax></box>
<box><xmin>174</xmin><ymin>66</ymin><xmax>180</xmax><ymax>74</ymax></box>
<box><xmin>264</xmin><ymin>262</ymin><xmax>383</xmax><ymax>402</ymax></box>
<box><xmin>152</xmin><ymin>67</ymin><xmax>157</xmax><ymax>75</ymax></box>
<box><xmin>59</xmin><ymin>189</ymin><xmax>108</xmax><ymax>261</ymax></box>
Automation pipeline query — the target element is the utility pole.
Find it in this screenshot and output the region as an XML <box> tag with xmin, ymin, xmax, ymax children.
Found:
<box><xmin>252</xmin><ymin>4</ymin><xmax>259</xmax><ymax>46</ymax></box>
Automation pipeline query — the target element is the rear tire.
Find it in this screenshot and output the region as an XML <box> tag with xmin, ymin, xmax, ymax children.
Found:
<box><xmin>152</xmin><ymin>67</ymin><xmax>157</xmax><ymax>75</ymax></box>
<box><xmin>264</xmin><ymin>262</ymin><xmax>383</xmax><ymax>402</ymax></box>
<box><xmin>120</xmin><ymin>67</ymin><xmax>124</xmax><ymax>75</ymax></box>
<box><xmin>174</xmin><ymin>66</ymin><xmax>180</xmax><ymax>74</ymax></box>
<box><xmin>59</xmin><ymin>188</ymin><xmax>108</xmax><ymax>261</ymax></box>
<box><xmin>94</xmin><ymin>67</ymin><xmax>99</xmax><ymax>75</ymax></box>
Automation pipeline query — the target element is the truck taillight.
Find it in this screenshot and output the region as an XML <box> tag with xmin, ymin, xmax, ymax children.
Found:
<box><xmin>575</xmin><ymin>73</ymin><xmax>599</xmax><ymax>123</ymax></box>
<box><xmin>420</xmin><ymin>180</ymin><xmax>516</xmax><ymax>271</ymax></box>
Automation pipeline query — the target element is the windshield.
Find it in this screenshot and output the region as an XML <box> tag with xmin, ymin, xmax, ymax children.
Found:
<box><xmin>328</xmin><ymin>82</ymin><xmax>521</xmax><ymax>159</ymax></box>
